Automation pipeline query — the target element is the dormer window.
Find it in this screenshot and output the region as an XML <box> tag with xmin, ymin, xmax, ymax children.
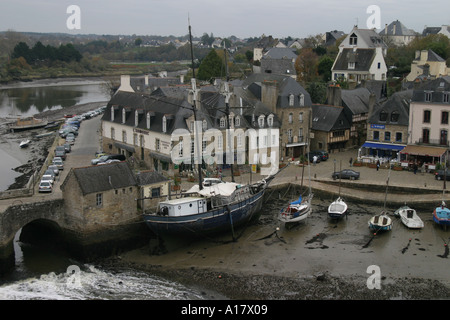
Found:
<box><xmin>162</xmin><ymin>115</ymin><xmax>167</xmax><ymax>133</ymax></box>
<box><xmin>146</xmin><ymin>112</ymin><xmax>151</xmax><ymax>129</ymax></box>
<box><xmin>122</xmin><ymin>108</ymin><xmax>126</xmax><ymax>124</ymax></box>
<box><xmin>235</xmin><ymin>116</ymin><xmax>240</xmax><ymax>127</ymax></box>
<box><xmin>444</xmin><ymin>93</ymin><xmax>449</xmax><ymax>103</ymax></box>
<box><xmin>299</xmin><ymin>94</ymin><xmax>304</xmax><ymax>106</ymax></box>
<box><xmin>390</xmin><ymin>111</ymin><xmax>399</xmax><ymax>123</ymax></box>
<box><xmin>289</xmin><ymin>94</ymin><xmax>294</xmax><ymax>107</ymax></box>
<box><xmin>220</xmin><ymin>116</ymin><xmax>226</xmax><ymax>128</ymax></box>
<box><xmin>111</xmin><ymin>106</ymin><xmax>115</xmax><ymax>121</ymax></box>
<box><xmin>202</xmin><ymin>119</ymin><xmax>207</xmax><ymax>130</ymax></box>
<box><xmin>425</xmin><ymin>91</ymin><xmax>432</xmax><ymax>102</ymax></box>
<box><xmin>379</xmin><ymin>110</ymin><xmax>388</xmax><ymax>122</ymax></box>
<box><xmin>267</xmin><ymin>114</ymin><xmax>274</xmax><ymax>127</ymax></box>
<box><xmin>135</xmin><ymin>110</ymin><xmax>139</xmax><ymax>127</ymax></box>
<box><xmin>349</xmin><ymin>33</ymin><xmax>357</xmax><ymax>45</ymax></box>
<box><xmin>348</xmin><ymin>62</ymin><xmax>355</xmax><ymax>70</ymax></box>
<box><xmin>258</xmin><ymin>115</ymin><xmax>265</xmax><ymax>128</ymax></box>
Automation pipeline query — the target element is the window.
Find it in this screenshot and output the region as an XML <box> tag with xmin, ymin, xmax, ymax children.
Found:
<box><xmin>267</xmin><ymin>114</ymin><xmax>274</xmax><ymax>127</ymax></box>
<box><xmin>299</xmin><ymin>112</ymin><xmax>303</xmax><ymax>123</ymax></box>
<box><xmin>289</xmin><ymin>94</ymin><xmax>294</xmax><ymax>106</ymax></box>
<box><xmin>135</xmin><ymin>111</ymin><xmax>139</xmax><ymax>127</ymax></box>
<box><xmin>122</xmin><ymin>108</ymin><xmax>126</xmax><ymax>124</ymax></box>
<box><xmin>395</xmin><ymin>132</ymin><xmax>402</xmax><ymax>142</ymax></box>
<box><xmin>348</xmin><ymin>62</ymin><xmax>355</xmax><ymax>69</ymax></box>
<box><xmin>390</xmin><ymin>111</ymin><xmax>399</xmax><ymax>123</ymax></box>
<box><xmin>425</xmin><ymin>91</ymin><xmax>432</xmax><ymax>102</ymax></box>
<box><xmin>162</xmin><ymin>116</ymin><xmax>167</xmax><ymax>133</ymax></box>
<box><xmin>155</xmin><ymin>138</ymin><xmax>160</xmax><ymax>151</ymax></box>
<box><xmin>287</xmin><ymin>129</ymin><xmax>292</xmax><ymax>143</ymax></box>
<box><xmin>235</xmin><ymin>116</ymin><xmax>240</xmax><ymax>127</ymax></box>
<box><xmin>146</xmin><ymin>112</ymin><xmax>151</xmax><ymax>129</ymax></box>
<box><xmin>299</xmin><ymin>94</ymin><xmax>304</xmax><ymax>106</ymax></box>
<box><xmin>423</xmin><ymin>110</ymin><xmax>431</xmax><ymax>123</ymax></box>
<box><xmin>298</xmin><ymin>128</ymin><xmax>303</xmax><ymax>142</ymax></box>
<box><xmin>111</xmin><ymin>107</ymin><xmax>115</xmax><ymax>121</ymax></box>
<box><xmin>258</xmin><ymin>115</ymin><xmax>265</xmax><ymax>128</ymax></box>
<box><xmin>190</xmin><ymin>121</ymin><xmax>194</xmax><ymax>132</ymax></box>
<box><xmin>444</xmin><ymin>93</ymin><xmax>449</xmax><ymax>103</ymax></box>
<box><xmin>442</xmin><ymin>111</ymin><xmax>449</xmax><ymax>125</ymax></box>
<box><xmin>349</xmin><ymin>33</ymin><xmax>357</xmax><ymax>45</ymax></box>
<box><xmin>96</xmin><ymin>193</ymin><xmax>103</xmax><ymax>207</ymax></box>
<box><xmin>373</xmin><ymin>131</ymin><xmax>379</xmax><ymax>140</ymax></box>
<box><xmin>217</xmin><ymin>135</ymin><xmax>223</xmax><ymax>150</ymax></box>
<box><xmin>440</xmin><ymin>130</ymin><xmax>448</xmax><ymax>145</ymax></box>
<box><xmin>384</xmin><ymin>131</ymin><xmax>391</xmax><ymax>141</ymax></box>
<box><xmin>111</xmin><ymin>127</ymin><xmax>115</xmax><ymax>140</ymax></box>
<box><xmin>178</xmin><ymin>138</ymin><xmax>183</xmax><ymax>157</ymax></box>
<box><xmin>202</xmin><ymin>119</ymin><xmax>207</xmax><ymax>130</ymax></box>
<box><xmin>377</xmin><ymin>62</ymin><xmax>381</xmax><ymax>69</ymax></box>
<box><xmin>133</xmin><ymin>133</ymin><xmax>138</xmax><ymax>145</ymax></box>
<box><xmin>379</xmin><ymin>111</ymin><xmax>388</xmax><ymax>122</ymax></box>
<box><xmin>288</xmin><ymin>113</ymin><xmax>293</xmax><ymax>124</ymax></box>
<box><xmin>151</xmin><ymin>187</ymin><xmax>161</xmax><ymax>198</ymax></box>
<box><xmin>220</xmin><ymin>117</ymin><xmax>226</xmax><ymax>128</ymax></box>
<box><xmin>122</xmin><ymin>130</ymin><xmax>127</xmax><ymax>143</ymax></box>
<box><xmin>422</xmin><ymin>128</ymin><xmax>430</xmax><ymax>144</ymax></box>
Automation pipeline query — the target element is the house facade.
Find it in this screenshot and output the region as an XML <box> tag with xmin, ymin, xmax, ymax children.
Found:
<box><xmin>310</xmin><ymin>104</ymin><xmax>351</xmax><ymax>152</ymax></box>
<box><xmin>404</xmin><ymin>76</ymin><xmax>450</xmax><ymax>165</ymax></box>
<box><xmin>379</xmin><ymin>20</ymin><xmax>417</xmax><ymax>46</ymax></box>
<box><xmin>406</xmin><ymin>50</ymin><xmax>450</xmax><ymax>82</ymax></box>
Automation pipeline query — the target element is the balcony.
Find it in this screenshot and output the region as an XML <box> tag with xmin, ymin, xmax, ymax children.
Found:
<box><xmin>418</xmin><ymin>138</ymin><xmax>449</xmax><ymax>147</ymax></box>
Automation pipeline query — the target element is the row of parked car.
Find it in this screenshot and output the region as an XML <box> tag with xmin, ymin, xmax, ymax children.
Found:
<box><xmin>38</xmin><ymin>106</ymin><xmax>106</xmax><ymax>193</ymax></box>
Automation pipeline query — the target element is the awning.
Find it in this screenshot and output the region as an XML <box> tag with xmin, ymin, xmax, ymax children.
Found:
<box><xmin>114</xmin><ymin>142</ymin><xmax>135</xmax><ymax>153</ymax></box>
<box><xmin>400</xmin><ymin>145</ymin><xmax>448</xmax><ymax>157</ymax></box>
<box><xmin>149</xmin><ymin>152</ymin><xmax>172</xmax><ymax>163</ymax></box>
<box><xmin>361</xmin><ymin>142</ymin><xmax>405</xmax><ymax>151</ymax></box>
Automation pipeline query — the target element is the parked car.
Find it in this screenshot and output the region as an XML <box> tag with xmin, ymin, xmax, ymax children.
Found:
<box><xmin>44</xmin><ymin>169</ymin><xmax>56</xmax><ymax>178</ymax></box>
<box><xmin>66</xmin><ymin>133</ymin><xmax>75</xmax><ymax>145</ymax></box>
<box><xmin>97</xmin><ymin>159</ymin><xmax>121</xmax><ymax>165</ymax></box>
<box><xmin>55</xmin><ymin>149</ymin><xmax>66</xmax><ymax>160</ymax></box>
<box><xmin>48</xmin><ymin>164</ymin><xmax>60</xmax><ymax>176</ymax></box>
<box><xmin>39</xmin><ymin>180</ymin><xmax>53</xmax><ymax>193</ymax></box>
<box><xmin>91</xmin><ymin>154</ymin><xmax>126</xmax><ymax>165</ymax></box>
<box><xmin>53</xmin><ymin>157</ymin><xmax>64</xmax><ymax>170</ymax></box>
<box><xmin>41</xmin><ymin>174</ymin><xmax>54</xmax><ymax>185</ymax></box>
<box><xmin>63</xmin><ymin>143</ymin><xmax>71</xmax><ymax>153</ymax></box>
<box><xmin>332</xmin><ymin>169</ymin><xmax>360</xmax><ymax>180</ymax></box>
<box><xmin>311</xmin><ymin>150</ymin><xmax>329</xmax><ymax>161</ymax></box>
<box><xmin>435</xmin><ymin>169</ymin><xmax>450</xmax><ymax>180</ymax></box>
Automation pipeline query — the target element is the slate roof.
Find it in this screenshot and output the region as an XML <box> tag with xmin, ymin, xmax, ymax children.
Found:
<box><xmin>341</xmin><ymin>87</ymin><xmax>372</xmax><ymax>115</ymax></box>
<box><xmin>379</xmin><ymin>20</ymin><xmax>416</xmax><ymax>36</ymax></box>
<box><xmin>414</xmin><ymin>49</ymin><xmax>445</xmax><ymax>62</ymax></box>
<box><xmin>325</xmin><ymin>30</ymin><xmax>345</xmax><ymax>46</ymax></box>
<box><xmin>411</xmin><ymin>76</ymin><xmax>450</xmax><ymax>103</ymax></box>
<box><xmin>311</xmin><ymin>104</ymin><xmax>350</xmax><ymax>132</ymax></box>
<box><xmin>369</xmin><ymin>90</ymin><xmax>412</xmax><ymax>126</ymax></box>
<box><xmin>135</xmin><ymin>170</ymin><xmax>170</xmax><ymax>186</ymax></box>
<box><xmin>68</xmin><ymin>162</ymin><xmax>137</xmax><ymax>195</ymax></box>
<box><xmin>332</xmin><ymin>48</ymin><xmax>376</xmax><ymax>72</ymax></box>
<box><xmin>263</xmin><ymin>47</ymin><xmax>297</xmax><ymax>60</ymax></box>
<box><xmin>343</xmin><ymin>27</ymin><xmax>387</xmax><ymax>49</ymax></box>
<box><xmin>241</xmin><ymin>73</ymin><xmax>312</xmax><ymax>108</ymax></box>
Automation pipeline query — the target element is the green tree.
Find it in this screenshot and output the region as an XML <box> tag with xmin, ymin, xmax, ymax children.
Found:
<box><xmin>197</xmin><ymin>49</ymin><xmax>224</xmax><ymax>82</ymax></box>
<box><xmin>317</xmin><ymin>56</ymin><xmax>334</xmax><ymax>82</ymax></box>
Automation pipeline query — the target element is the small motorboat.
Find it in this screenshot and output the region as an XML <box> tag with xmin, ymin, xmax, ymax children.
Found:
<box><xmin>328</xmin><ymin>197</ymin><xmax>348</xmax><ymax>219</ymax></box>
<box><xmin>368</xmin><ymin>213</ymin><xmax>392</xmax><ymax>232</ymax></box>
<box><xmin>19</xmin><ymin>139</ymin><xmax>30</xmax><ymax>148</ymax></box>
<box><xmin>394</xmin><ymin>205</ymin><xmax>424</xmax><ymax>229</ymax></box>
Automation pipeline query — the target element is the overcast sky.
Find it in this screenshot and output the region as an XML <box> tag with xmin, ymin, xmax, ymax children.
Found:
<box><xmin>1</xmin><ymin>0</ymin><xmax>449</xmax><ymax>39</ymax></box>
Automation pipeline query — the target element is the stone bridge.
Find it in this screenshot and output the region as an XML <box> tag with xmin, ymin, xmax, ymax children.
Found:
<box><xmin>0</xmin><ymin>197</ymin><xmax>150</xmax><ymax>275</ymax></box>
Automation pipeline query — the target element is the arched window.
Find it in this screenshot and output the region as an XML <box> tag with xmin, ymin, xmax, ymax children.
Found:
<box><xmin>146</xmin><ymin>112</ymin><xmax>151</xmax><ymax>129</ymax></box>
<box><xmin>289</xmin><ymin>94</ymin><xmax>294</xmax><ymax>106</ymax></box>
<box><xmin>202</xmin><ymin>119</ymin><xmax>207</xmax><ymax>130</ymax></box>
<box><xmin>122</xmin><ymin>108</ymin><xmax>126</xmax><ymax>124</ymax></box>
<box><xmin>220</xmin><ymin>117</ymin><xmax>226</xmax><ymax>128</ymax></box>
<box><xmin>299</xmin><ymin>94</ymin><xmax>304</xmax><ymax>106</ymax></box>
<box><xmin>258</xmin><ymin>115</ymin><xmax>265</xmax><ymax>128</ymax></box>
<box><xmin>235</xmin><ymin>116</ymin><xmax>240</xmax><ymax>127</ymax></box>
<box><xmin>267</xmin><ymin>114</ymin><xmax>274</xmax><ymax>127</ymax></box>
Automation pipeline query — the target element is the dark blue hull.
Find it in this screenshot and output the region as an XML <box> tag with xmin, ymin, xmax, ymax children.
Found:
<box><xmin>143</xmin><ymin>190</ymin><xmax>265</xmax><ymax>237</ymax></box>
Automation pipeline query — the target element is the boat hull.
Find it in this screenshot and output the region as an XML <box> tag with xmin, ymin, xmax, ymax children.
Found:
<box><xmin>368</xmin><ymin>215</ymin><xmax>392</xmax><ymax>232</ymax></box>
<box><xmin>328</xmin><ymin>198</ymin><xmax>348</xmax><ymax>219</ymax></box>
<box><xmin>395</xmin><ymin>206</ymin><xmax>424</xmax><ymax>229</ymax></box>
<box><xmin>143</xmin><ymin>190</ymin><xmax>265</xmax><ymax>237</ymax></box>
<box><xmin>278</xmin><ymin>193</ymin><xmax>313</xmax><ymax>224</ymax></box>
<box><xmin>433</xmin><ymin>206</ymin><xmax>450</xmax><ymax>227</ymax></box>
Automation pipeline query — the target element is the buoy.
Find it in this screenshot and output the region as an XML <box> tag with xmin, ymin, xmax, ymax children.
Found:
<box><xmin>218</xmin><ymin>275</ymin><xmax>222</xmax><ymax>279</ymax></box>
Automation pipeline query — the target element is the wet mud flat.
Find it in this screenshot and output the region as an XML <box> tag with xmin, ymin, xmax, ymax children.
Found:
<box><xmin>106</xmin><ymin>186</ymin><xmax>450</xmax><ymax>300</ymax></box>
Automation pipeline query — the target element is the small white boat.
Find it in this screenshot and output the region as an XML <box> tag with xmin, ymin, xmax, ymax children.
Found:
<box><xmin>279</xmin><ymin>193</ymin><xmax>313</xmax><ymax>224</ymax></box>
<box><xmin>368</xmin><ymin>213</ymin><xmax>392</xmax><ymax>232</ymax></box>
<box><xmin>328</xmin><ymin>197</ymin><xmax>348</xmax><ymax>219</ymax></box>
<box><xmin>19</xmin><ymin>139</ymin><xmax>30</xmax><ymax>148</ymax></box>
<box><xmin>394</xmin><ymin>205</ymin><xmax>424</xmax><ymax>229</ymax></box>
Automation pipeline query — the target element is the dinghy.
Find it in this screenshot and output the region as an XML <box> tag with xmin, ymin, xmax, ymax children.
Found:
<box><xmin>394</xmin><ymin>205</ymin><xmax>424</xmax><ymax>229</ymax></box>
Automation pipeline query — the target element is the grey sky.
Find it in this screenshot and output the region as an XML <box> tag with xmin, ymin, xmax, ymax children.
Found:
<box><xmin>1</xmin><ymin>0</ymin><xmax>449</xmax><ymax>39</ymax></box>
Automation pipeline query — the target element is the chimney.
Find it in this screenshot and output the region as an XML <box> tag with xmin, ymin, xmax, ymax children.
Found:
<box><xmin>261</xmin><ymin>80</ymin><xmax>279</xmax><ymax>113</ymax></box>
<box><xmin>326</xmin><ymin>84</ymin><xmax>342</xmax><ymax>106</ymax></box>
<box><xmin>117</xmin><ymin>75</ymin><xmax>135</xmax><ymax>93</ymax></box>
<box><xmin>420</xmin><ymin>50</ymin><xmax>428</xmax><ymax>62</ymax></box>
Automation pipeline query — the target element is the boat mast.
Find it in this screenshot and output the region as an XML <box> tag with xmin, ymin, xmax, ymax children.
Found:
<box><xmin>188</xmin><ymin>16</ymin><xmax>203</xmax><ymax>190</ymax></box>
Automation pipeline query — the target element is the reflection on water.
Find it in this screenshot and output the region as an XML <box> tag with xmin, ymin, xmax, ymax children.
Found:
<box><xmin>0</xmin><ymin>83</ymin><xmax>109</xmax><ymax>118</ymax></box>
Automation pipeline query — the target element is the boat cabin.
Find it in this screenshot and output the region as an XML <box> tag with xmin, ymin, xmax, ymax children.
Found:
<box><xmin>159</xmin><ymin>197</ymin><xmax>207</xmax><ymax>217</ymax></box>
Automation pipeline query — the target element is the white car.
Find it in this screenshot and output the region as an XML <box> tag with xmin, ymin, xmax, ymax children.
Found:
<box><xmin>39</xmin><ymin>180</ymin><xmax>53</xmax><ymax>193</ymax></box>
<box><xmin>41</xmin><ymin>174</ymin><xmax>54</xmax><ymax>185</ymax></box>
<box><xmin>53</xmin><ymin>157</ymin><xmax>64</xmax><ymax>170</ymax></box>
